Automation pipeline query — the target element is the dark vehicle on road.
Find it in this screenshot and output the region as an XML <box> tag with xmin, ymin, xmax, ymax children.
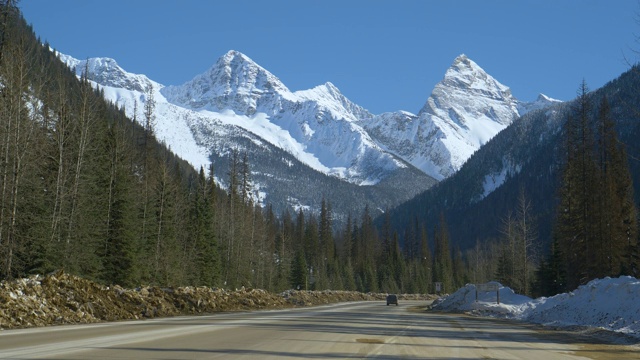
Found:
<box><xmin>386</xmin><ymin>294</ymin><xmax>398</xmax><ymax>306</ymax></box>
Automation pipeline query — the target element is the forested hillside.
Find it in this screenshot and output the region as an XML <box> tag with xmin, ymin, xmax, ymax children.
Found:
<box><xmin>0</xmin><ymin>4</ymin><xmax>433</xmax><ymax>295</ymax></box>
<box><xmin>382</xmin><ymin>64</ymin><xmax>640</xmax><ymax>296</ymax></box>
<box><xmin>0</xmin><ymin>4</ymin><xmax>210</xmax><ymax>286</ymax></box>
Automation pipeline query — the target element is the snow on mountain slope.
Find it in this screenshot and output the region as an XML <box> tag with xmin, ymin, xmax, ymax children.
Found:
<box><xmin>364</xmin><ymin>55</ymin><xmax>558</xmax><ymax>181</ymax></box>
<box><xmin>58</xmin><ymin>48</ymin><xmax>558</xmax><ymax>207</ymax></box>
<box><xmin>57</xmin><ymin>52</ymin><xmax>211</xmax><ymax>171</ymax></box>
<box><xmin>59</xmin><ymin>52</ymin><xmax>151</xmax><ymax>94</ymax></box>
<box><xmin>294</xmin><ymin>82</ymin><xmax>373</xmax><ymax>122</ymax></box>
<box><xmin>160</xmin><ymin>50</ymin><xmax>401</xmax><ymax>185</ymax></box>
<box><xmin>58</xmin><ymin>53</ymin><xmax>338</xmax><ymax>181</ymax></box>
<box><xmin>160</xmin><ymin>50</ymin><xmax>295</xmax><ymax>115</ymax></box>
<box><xmin>58</xmin><ymin>50</ymin><xmax>415</xmax><ymax>189</ymax></box>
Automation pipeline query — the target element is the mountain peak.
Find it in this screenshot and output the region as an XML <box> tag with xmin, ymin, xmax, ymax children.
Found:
<box><xmin>536</xmin><ymin>93</ymin><xmax>560</xmax><ymax>103</ymax></box>
<box><xmin>161</xmin><ymin>50</ymin><xmax>292</xmax><ymax>114</ymax></box>
<box><xmin>294</xmin><ymin>81</ymin><xmax>372</xmax><ymax>122</ymax></box>
<box><xmin>452</xmin><ymin>53</ymin><xmax>470</xmax><ymax>64</ymax></box>
<box><xmin>518</xmin><ymin>93</ymin><xmax>563</xmax><ymax>115</ymax></box>
<box><xmin>414</xmin><ymin>55</ymin><xmax>521</xmax><ymax>179</ymax></box>
<box><xmin>57</xmin><ymin>52</ymin><xmax>153</xmax><ymax>93</ymax></box>
<box><xmin>220</xmin><ymin>50</ymin><xmax>255</xmax><ymax>65</ymax></box>
<box><xmin>308</xmin><ymin>82</ymin><xmax>342</xmax><ymax>98</ymax></box>
<box><xmin>213</xmin><ymin>49</ymin><xmax>270</xmax><ymax>79</ymax></box>
<box><xmin>322</xmin><ymin>81</ymin><xmax>339</xmax><ymax>92</ymax></box>
<box><xmin>450</xmin><ymin>54</ymin><xmax>477</xmax><ymax>71</ymax></box>
<box><xmin>419</xmin><ymin>55</ymin><xmax>515</xmax><ymax>115</ymax></box>
<box><xmin>441</xmin><ymin>54</ymin><xmax>509</xmax><ymax>94</ymax></box>
<box><xmin>224</xmin><ymin>49</ymin><xmax>246</xmax><ymax>57</ymax></box>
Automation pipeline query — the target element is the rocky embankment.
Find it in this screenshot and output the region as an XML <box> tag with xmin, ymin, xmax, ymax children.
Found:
<box><xmin>0</xmin><ymin>271</ymin><xmax>435</xmax><ymax>329</ymax></box>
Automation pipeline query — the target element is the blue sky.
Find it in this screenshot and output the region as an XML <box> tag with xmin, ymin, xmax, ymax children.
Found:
<box><xmin>21</xmin><ymin>0</ymin><xmax>639</xmax><ymax>114</ymax></box>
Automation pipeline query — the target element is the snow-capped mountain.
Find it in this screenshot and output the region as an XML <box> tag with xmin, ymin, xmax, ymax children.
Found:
<box><xmin>160</xmin><ymin>50</ymin><xmax>403</xmax><ymax>185</ymax></box>
<box><xmin>416</xmin><ymin>54</ymin><xmax>520</xmax><ymax>179</ymax></box>
<box><xmin>363</xmin><ymin>55</ymin><xmax>560</xmax><ymax>180</ymax></box>
<box><xmin>518</xmin><ymin>93</ymin><xmax>563</xmax><ymax>114</ymax></box>
<box><xmin>162</xmin><ymin>51</ymin><xmax>372</xmax><ymax>121</ymax></box>
<box><xmin>58</xmin><ymin>53</ymin><xmax>152</xmax><ymax>94</ymax></box>
<box><xmin>58</xmin><ymin>50</ymin><xmax>437</xmax><ymax>220</ymax></box>
<box><xmin>57</xmin><ymin>49</ymin><xmax>558</xmax><ymax>219</ymax></box>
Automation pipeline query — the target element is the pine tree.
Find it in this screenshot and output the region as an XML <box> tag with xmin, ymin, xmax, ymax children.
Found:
<box><xmin>595</xmin><ymin>96</ymin><xmax>638</xmax><ymax>277</ymax></box>
<box><xmin>452</xmin><ymin>245</ymin><xmax>466</xmax><ymax>289</ymax></box>
<box><xmin>260</xmin><ymin>205</ymin><xmax>278</xmax><ymax>290</ymax></box>
<box><xmin>137</xmin><ymin>84</ymin><xmax>159</xmax><ymax>283</ymax></box>
<box><xmin>339</xmin><ymin>213</ymin><xmax>357</xmax><ymax>291</ymax></box>
<box><xmin>304</xmin><ymin>215</ymin><xmax>320</xmax><ymax>288</ymax></box>
<box><xmin>418</xmin><ymin>224</ymin><xmax>432</xmax><ymax>293</ymax></box>
<box><xmin>0</xmin><ymin>10</ymin><xmax>42</xmax><ymax>278</ymax></box>
<box><xmin>355</xmin><ymin>205</ymin><xmax>379</xmax><ymax>293</ymax></box>
<box><xmin>555</xmin><ymin>81</ymin><xmax>599</xmax><ymax>290</ymax></box>
<box><xmin>205</xmin><ymin>164</ymin><xmax>221</xmax><ymax>285</ymax></box>
<box><xmin>534</xmin><ymin>235</ymin><xmax>566</xmax><ymax>296</ymax></box>
<box><xmin>378</xmin><ymin>212</ymin><xmax>397</xmax><ymax>293</ymax></box>
<box><xmin>62</xmin><ymin>64</ymin><xmax>101</xmax><ymax>277</ymax></box>
<box><xmin>495</xmin><ymin>248</ymin><xmax>513</xmax><ymax>287</ymax></box>
<box><xmin>515</xmin><ymin>189</ymin><xmax>538</xmax><ymax>295</ymax></box>
<box><xmin>290</xmin><ymin>248</ymin><xmax>307</xmax><ymax>290</ymax></box>
<box><xmin>99</xmin><ymin>118</ymin><xmax>136</xmax><ymax>286</ymax></box>
<box><xmin>189</xmin><ymin>167</ymin><xmax>219</xmax><ymax>286</ymax></box>
<box><xmin>433</xmin><ymin>213</ymin><xmax>454</xmax><ymax>293</ymax></box>
<box><xmin>497</xmin><ymin>211</ymin><xmax>516</xmax><ymax>289</ymax></box>
<box><xmin>223</xmin><ymin>149</ymin><xmax>240</xmax><ymax>286</ymax></box>
<box><xmin>390</xmin><ymin>232</ymin><xmax>406</xmax><ymax>292</ymax></box>
<box><xmin>274</xmin><ymin>209</ymin><xmax>294</xmax><ymax>291</ymax></box>
<box><xmin>151</xmin><ymin>161</ymin><xmax>180</xmax><ymax>284</ymax></box>
<box><xmin>553</xmin><ymin>85</ymin><xmax>639</xmax><ymax>289</ymax></box>
<box><xmin>319</xmin><ymin>200</ymin><xmax>332</xmax><ymax>268</ymax></box>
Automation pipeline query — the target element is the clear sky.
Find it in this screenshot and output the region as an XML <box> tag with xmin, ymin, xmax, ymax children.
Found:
<box><xmin>20</xmin><ymin>0</ymin><xmax>640</xmax><ymax>114</ymax></box>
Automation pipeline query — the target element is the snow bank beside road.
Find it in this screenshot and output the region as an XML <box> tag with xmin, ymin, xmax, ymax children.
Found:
<box><xmin>432</xmin><ymin>276</ymin><xmax>640</xmax><ymax>339</ymax></box>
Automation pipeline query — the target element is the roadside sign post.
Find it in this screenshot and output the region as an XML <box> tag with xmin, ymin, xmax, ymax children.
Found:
<box><xmin>435</xmin><ymin>282</ymin><xmax>443</xmax><ymax>295</ymax></box>
<box><xmin>475</xmin><ymin>283</ymin><xmax>500</xmax><ymax>304</ymax></box>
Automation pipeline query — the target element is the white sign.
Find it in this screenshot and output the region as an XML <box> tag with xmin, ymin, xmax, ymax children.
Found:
<box><xmin>476</xmin><ymin>283</ymin><xmax>499</xmax><ymax>292</ymax></box>
<box><xmin>475</xmin><ymin>283</ymin><xmax>500</xmax><ymax>304</ymax></box>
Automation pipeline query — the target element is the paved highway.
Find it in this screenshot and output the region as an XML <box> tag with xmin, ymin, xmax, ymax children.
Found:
<box><xmin>0</xmin><ymin>301</ymin><xmax>637</xmax><ymax>359</ymax></box>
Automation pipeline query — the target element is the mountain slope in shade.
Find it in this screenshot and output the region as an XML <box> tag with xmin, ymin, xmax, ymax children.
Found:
<box><xmin>382</xmin><ymin>64</ymin><xmax>640</xmax><ymax>255</ymax></box>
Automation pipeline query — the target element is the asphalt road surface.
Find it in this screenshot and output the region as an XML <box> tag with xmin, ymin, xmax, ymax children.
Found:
<box><xmin>0</xmin><ymin>301</ymin><xmax>637</xmax><ymax>359</ymax></box>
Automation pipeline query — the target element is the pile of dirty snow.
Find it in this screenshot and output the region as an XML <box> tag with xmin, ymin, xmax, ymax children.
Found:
<box><xmin>432</xmin><ymin>276</ymin><xmax>640</xmax><ymax>339</ymax></box>
<box><xmin>522</xmin><ymin>277</ymin><xmax>640</xmax><ymax>337</ymax></box>
<box><xmin>430</xmin><ymin>281</ymin><xmax>531</xmax><ymax>316</ymax></box>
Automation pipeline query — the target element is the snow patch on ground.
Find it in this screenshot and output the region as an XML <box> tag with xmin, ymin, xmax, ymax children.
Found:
<box><xmin>432</xmin><ymin>276</ymin><xmax>640</xmax><ymax>339</ymax></box>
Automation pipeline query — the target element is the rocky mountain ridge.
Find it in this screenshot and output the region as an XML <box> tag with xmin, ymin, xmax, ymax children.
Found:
<box><xmin>58</xmin><ymin>49</ymin><xmax>558</xmax><ymax>217</ymax></box>
<box><xmin>160</xmin><ymin>50</ymin><xmax>400</xmax><ymax>185</ymax></box>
